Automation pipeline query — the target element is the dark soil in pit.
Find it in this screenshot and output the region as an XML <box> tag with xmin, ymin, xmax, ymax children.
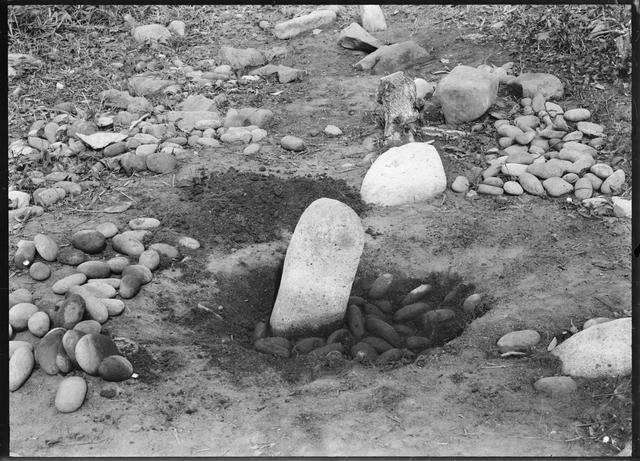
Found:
<box><xmin>142</xmin><ymin>168</ymin><xmax>366</xmax><ymax>248</ymax></box>
<box><xmin>162</xmin><ymin>257</ymin><xmax>494</xmax><ymax>387</ymax></box>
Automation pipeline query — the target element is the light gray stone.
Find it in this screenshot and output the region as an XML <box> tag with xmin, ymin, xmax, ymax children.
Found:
<box><xmin>590</xmin><ymin>163</ymin><xmax>614</xmax><ymax>179</ymax></box>
<box><xmin>360</xmin><ymin>5</ymin><xmax>387</xmax><ymax>32</ymax></box>
<box><xmin>353</xmin><ymin>41</ymin><xmax>430</xmax><ymax>75</ymax></box>
<box><xmin>221</xmin><ymin>127</ymin><xmax>253</xmax><ymax>144</ymax></box>
<box><xmin>128</xmin><ymin>75</ymin><xmax>174</xmax><ymax>96</ymax></box>
<box><xmin>563</xmin><ymin>108</ymin><xmax>590</xmax><ymax>122</ymax></box>
<box><xmin>503</xmin><ymin>181</ymin><xmax>524</xmax><ymax>195</ymax></box>
<box><xmin>177</xmin><ymin>95</ymin><xmax>217</xmax><ymax>112</ymax></box>
<box><xmin>167</xmin><ymin>20</ymin><xmax>186</xmax><ymax>36</ymax></box>
<box><xmin>218</xmin><ymin>46</ymin><xmax>266</xmax><ymax>69</ymax></box>
<box><xmin>270</xmin><ymin>198</ymin><xmax>364</xmax><ymax>337</ymax></box>
<box><xmin>600</xmin><ymin>169</ymin><xmax>625</xmax><ymax>194</ymax></box>
<box><xmin>497</xmin><ymin>329</ymin><xmax>540</xmax><ymax>353</ymax></box>
<box><xmin>542</xmin><ymin>177</ymin><xmax>573</xmax><ymax>197</ymax></box>
<box><xmin>360</xmin><ymin>142</ymin><xmax>446</xmax><ymax>206</ymax></box>
<box><xmin>573</xmin><ymin>178</ymin><xmax>593</xmax><ymax>200</ymax></box>
<box><xmin>612</xmin><ymin>197</ymin><xmax>631</xmax><ymax>218</ymax></box>
<box><xmin>435</xmin><ymin>65</ymin><xmax>499</xmax><ymax>124</ymax></box>
<box><xmin>551</xmin><ymin>318</ymin><xmax>631</xmax><ymax>378</ymax></box>
<box><xmin>501</xmin><ymin>163</ymin><xmax>528</xmax><ymax>177</ymax></box>
<box><xmin>273</xmin><ymin>9</ymin><xmax>336</xmax><ymax>39</ymax></box>
<box><xmin>132</xmin><ymin>24</ymin><xmax>171</xmax><ymax>43</ymax></box>
<box><xmin>583</xmin><ymin>317</ymin><xmax>612</xmax><ymax>330</ymax></box>
<box><xmin>510</xmin><ymin>73</ymin><xmax>564</xmax><ymax>99</ymax></box>
<box><xmin>451</xmin><ymin>175</ymin><xmax>469</xmax><ymax>193</ymax></box>
<box><xmin>497</xmin><ymin>124</ymin><xmax>524</xmax><ymax>138</ymax></box>
<box><xmin>145</xmin><ymin>152</ymin><xmax>176</xmax><ymax>174</ymax></box>
<box><xmin>534</xmin><ymin>376</ymin><xmax>578</xmax><ymax>397</ymax></box>
<box><xmin>338</xmin><ymin>22</ymin><xmax>382</xmax><ymax>52</ymax></box>
<box><xmin>414</xmin><ymin>78</ymin><xmax>435</xmax><ymax>100</ymax></box>
<box><xmin>477</xmin><ymin>184</ymin><xmax>503</xmax><ymax>195</ymax></box>
<box><xmin>281</xmin><ymin>135</ymin><xmax>305</xmax><ymax>151</ymax></box>
<box><xmin>577</xmin><ymin>121</ymin><xmax>604</xmax><ymax>137</ymax></box>
<box><xmin>324</xmin><ymin>125</ymin><xmax>342</xmax><ymax>137</ymax></box>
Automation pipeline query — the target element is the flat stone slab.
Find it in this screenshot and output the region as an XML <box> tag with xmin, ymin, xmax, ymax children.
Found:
<box><xmin>354</xmin><ymin>41</ymin><xmax>430</xmax><ymax>75</ymax></box>
<box><xmin>273</xmin><ymin>9</ymin><xmax>337</xmax><ymax>40</ymax></box>
<box><xmin>551</xmin><ymin>317</ymin><xmax>631</xmax><ymax>378</ymax></box>
<box><xmin>270</xmin><ymin>198</ymin><xmax>364</xmax><ymax>337</ymax></box>
<box><xmin>360</xmin><ymin>142</ymin><xmax>446</xmax><ymax>206</ymax></box>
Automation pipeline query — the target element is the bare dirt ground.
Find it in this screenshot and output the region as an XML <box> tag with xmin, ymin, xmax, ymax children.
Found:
<box><xmin>8</xmin><ymin>4</ymin><xmax>632</xmax><ymax>456</ymax></box>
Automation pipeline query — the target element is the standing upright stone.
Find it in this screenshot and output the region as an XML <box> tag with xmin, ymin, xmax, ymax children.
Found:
<box><xmin>360</xmin><ymin>5</ymin><xmax>387</xmax><ymax>32</ymax></box>
<box><xmin>435</xmin><ymin>65</ymin><xmax>499</xmax><ymax>124</ymax></box>
<box><xmin>270</xmin><ymin>199</ymin><xmax>364</xmax><ymax>337</ymax></box>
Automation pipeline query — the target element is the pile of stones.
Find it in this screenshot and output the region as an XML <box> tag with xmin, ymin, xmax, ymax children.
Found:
<box><xmin>8</xmin><ymin>216</ymin><xmax>199</xmax><ymax>412</ymax></box>
<box><xmin>8</xmin><ymin>99</ymin><xmax>277</xmax><ymax>214</ymax></box>
<box><xmin>452</xmin><ymin>94</ymin><xmax>627</xmax><ymax>207</ymax></box>
<box><xmin>253</xmin><ymin>273</ymin><xmax>484</xmax><ymax>365</ymax></box>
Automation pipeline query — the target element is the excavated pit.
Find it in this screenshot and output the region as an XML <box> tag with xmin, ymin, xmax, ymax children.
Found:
<box><xmin>141</xmin><ymin>170</ymin><xmax>492</xmax><ymax>384</ymax></box>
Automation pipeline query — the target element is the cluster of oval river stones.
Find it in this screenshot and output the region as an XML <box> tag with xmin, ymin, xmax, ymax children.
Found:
<box><xmin>9</xmin><ymin>217</ymin><xmax>199</xmax><ymax>413</ymax></box>
<box><xmin>458</xmin><ymin>96</ymin><xmax>625</xmax><ymax>200</ymax></box>
<box><xmin>253</xmin><ymin>273</ymin><xmax>483</xmax><ymax>365</ymax></box>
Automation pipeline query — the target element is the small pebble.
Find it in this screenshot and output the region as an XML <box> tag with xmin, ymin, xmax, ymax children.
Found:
<box><xmin>129</xmin><ymin>217</ymin><xmax>161</xmax><ymax>230</ymax></box>
<box><xmin>497</xmin><ymin>330</ymin><xmax>540</xmax><ymax>353</ymax></box>
<box><xmin>243</xmin><ymin>143</ymin><xmax>261</xmax><ymax>155</ymax></box>
<box><xmin>29</xmin><ymin>261</ymin><xmax>51</xmax><ymax>281</ymax></box>
<box><xmin>483</xmin><ymin>177</ymin><xmax>504</xmax><ymax>188</ymax></box>
<box><xmin>280</xmin><ymin>135</ymin><xmax>305</xmax><ymax>151</ymax></box>
<box><xmin>95</xmin><ymin>222</ymin><xmax>119</xmax><ymax>238</ymax></box>
<box><xmin>27</xmin><ymin>311</ymin><xmax>50</xmax><ymax>337</ymax></box>
<box><xmin>503</xmin><ymin>181</ymin><xmax>524</xmax><ymax>195</ymax></box>
<box><xmin>451</xmin><ymin>176</ymin><xmax>469</xmax><ymax>193</ymax></box>
<box><xmin>477</xmin><ymin>184</ymin><xmax>503</xmax><ymax>195</ymax></box>
<box><xmin>589</xmin><ymin>163</ymin><xmax>614</xmax><ymax>179</ymax></box>
<box><xmin>534</xmin><ymin>376</ymin><xmax>577</xmax><ymax>397</ymax></box>
<box><xmin>563</xmin><ymin>108</ymin><xmax>591</xmax><ymax>122</ymax></box>
<box><xmin>178</xmin><ymin>236</ymin><xmax>200</xmax><ymax>249</ymax></box>
<box><xmin>323</xmin><ymin>125</ymin><xmax>343</xmax><ymax>137</ymax></box>
<box><xmin>55</xmin><ymin>376</ymin><xmax>87</xmax><ymax>413</ymax></box>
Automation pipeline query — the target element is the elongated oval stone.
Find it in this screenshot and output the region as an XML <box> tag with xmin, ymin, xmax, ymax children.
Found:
<box><xmin>269</xmin><ymin>198</ymin><xmax>364</xmax><ymax>337</ymax></box>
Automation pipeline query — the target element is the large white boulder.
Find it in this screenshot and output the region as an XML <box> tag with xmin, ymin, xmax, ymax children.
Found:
<box><xmin>270</xmin><ymin>198</ymin><xmax>364</xmax><ymax>338</ymax></box>
<box><xmin>435</xmin><ymin>65</ymin><xmax>499</xmax><ymax>124</ymax></box>
<box><xmin>360</xmin><ymin>142</ymin><xmax>446</xmax><ymax>206</ymax></box>
<box><xmin>551</xmin><ymin>317</ymin><xmax>631</xmax><ymax>378</ymax></box>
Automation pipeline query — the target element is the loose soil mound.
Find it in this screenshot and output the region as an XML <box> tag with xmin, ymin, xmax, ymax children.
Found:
<box><xmin>156</xmin><ymin>168</ymin><xmax>366</xmax><ymax>247</ymax></box>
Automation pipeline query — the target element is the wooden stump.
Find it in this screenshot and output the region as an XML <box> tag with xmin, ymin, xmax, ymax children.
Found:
<box><xmin>376</xmin><ymin>71</ymin><xmax>419</xmax><ymax>146</ymax></box>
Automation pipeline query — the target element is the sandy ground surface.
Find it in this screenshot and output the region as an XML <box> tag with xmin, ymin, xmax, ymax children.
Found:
<box><xmin>8</xmin><ymin>5</ymin><xmax>632</xmax><ymax>456</ymax></box>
